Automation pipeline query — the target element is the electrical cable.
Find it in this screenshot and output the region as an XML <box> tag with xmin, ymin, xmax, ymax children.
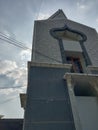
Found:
<box><xmin>0</xmin><ymin>32</ymin><xmax>30</xmax><ymax>49</ymax></box>
<box><xmin>0</xmin><ymin>96</ymin><xmax>19</xmax><ymax>105</ymax></box>
<box><xmin>0</xmin><ymin>37</ymin><xmax>29</xmax><ymax>50</ymax></box>
<box><xmin>33</xmin><ymin>49</ymin><xmax>62</xmax><ymax>63</ymax></box>
<box><xmin>0</xmin><ymin>32</ymin><xmax>62</xmax><ymax>63</ymax></box>
<box><xmin>0</xmin><ymin>33</ymin><xmax>31</xmax><ymax>50</ymax></box>
<box><xmin>0</xmin><ymin>85</ymin><xmax>24</xmax><ymax>89</ymax></box>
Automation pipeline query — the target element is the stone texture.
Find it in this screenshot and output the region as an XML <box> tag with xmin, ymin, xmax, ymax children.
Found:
<box><xmin>32</xmin><ymin>13</ymin><xmax>98</xmax><ymax>66</ymax></box>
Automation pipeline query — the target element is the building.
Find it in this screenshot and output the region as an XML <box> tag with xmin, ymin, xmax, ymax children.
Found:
<box><xmin>0</xmin><ymin>119</ymin><xmax>23</xmax><ymax>130</ymax></box>
<box><xmin>21</xmin><ymin>9</ymin><xmax>98</xmax><ymax>130</ymax></box>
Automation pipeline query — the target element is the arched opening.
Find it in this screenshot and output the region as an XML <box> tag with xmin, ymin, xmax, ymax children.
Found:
<box><xmin>50</xmin><ymin>24</ymin><xmax>92</xmax><ymax>66</ymax></box>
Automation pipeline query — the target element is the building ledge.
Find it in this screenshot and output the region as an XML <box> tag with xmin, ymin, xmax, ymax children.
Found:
<box><xmin>64</xmin><ymin>72</ymin><xmax>98</xmax><ymax>79</ymax></box>
<box><xmin>28</xmin><ymin>62</ymin><xmax>72</xmax><ymax>69</ymax></box>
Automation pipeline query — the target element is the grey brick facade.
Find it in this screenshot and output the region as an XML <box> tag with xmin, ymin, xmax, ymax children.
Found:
<box><xmin>32</xmin><ymin>10</ymin><xmax>98</xmax><ymax>67</ymax></box>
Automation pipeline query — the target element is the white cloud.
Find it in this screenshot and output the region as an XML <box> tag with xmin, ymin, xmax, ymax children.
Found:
<box><xmin>7</xmin><ymin>67</ymin><xmax>27</xmax><ymax>87</ymax></box>
<box><xmin>76</xmin><ymin>1</ymin><xmax>97</xmax><ymax>12</ymax></box>
<box><xmin>0</xmin><ymin>86</ymin><xmax>26</xmax><ymax>95</ymax></box>
<box><xmin>96</xmin><ymin>18</ymin><xmax>98</xmax><ymax>23</ymax></box>
<box><xmin>19</xmin><ymin>50</ymin><xmax>31</xmax><ymax>68</ymax></box>
<box><xmin>0</xmin><ymin>59</ymin><xmax>27</xmax><ymax>91</ymax></box>
<box><xmin>3</xmin><ymin>30</ymin><xmax>11</xmax><ymax>37</ymax></box>
<box><xmin>37</xmin><ymin>13</ymin><xmax>50</xmax><ymax>20</ymax></box>
<box><xmin>0</xmin><ymin>60</ymin><xmax>17</xmax><ymax>75</ymax></box>
<box><xmin>0</xmin><ymin>88</ymin><xmax>24</xmax><ymax>118</ymax></box>
<box><xmin>76</xmin><ymin>2</ymin><xmax>88</xmax><ymax>11</ymax></box>
<box><xmin>20</xmin><ymin>50</ymin><xmax>31</xmax><ymax>61</ymax></box>
<box><xmin>0</xmin><ymin>59</ymin><xmax>26</xmax><ymax>117</ymax></box>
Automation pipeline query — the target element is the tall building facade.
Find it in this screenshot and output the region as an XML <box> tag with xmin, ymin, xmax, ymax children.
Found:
<box><xmin>23</xmin><ymin>10</ymin><xmax>98</xmax><ymax>130</ymax></box>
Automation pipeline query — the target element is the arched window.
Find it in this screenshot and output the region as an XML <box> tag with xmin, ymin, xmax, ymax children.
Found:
<box><xmin>50</xmin><ymin>24</ymin><xmax>92</xmax><ymax>68</ymax></box>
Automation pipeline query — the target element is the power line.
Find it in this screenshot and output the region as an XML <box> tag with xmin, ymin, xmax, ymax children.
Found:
<box><xmin>0</xmin><ymin>96</ymin><xmax>19</xmax><ymax>105</ymax></box>
<box><xmin>0</xmin><ymin>32</ymin><xmax>62</xmax><ymax>63</ymax></box>
<box><xmin>0</xmin><ymin>85</ymin><xmax>24</xmax><ymax>89</ymax></box>
<box><xmin>33</xmin><ymin>49</ymin><xmax>62</xmax><ymax>63</ymax></box>
<box><xmin>0</xmin><ymin>31</ymin><xmax>27</xmax><ymax>46</ymax></box>
<box><xmin>0</xmin><ymin>32</ymin><xmax>31</xmax><ymax>50</ymax></box>
<box><xmin>0</xmin><ymin>37</ymin><xmax>30</xmax><ymax>50</ymax></box>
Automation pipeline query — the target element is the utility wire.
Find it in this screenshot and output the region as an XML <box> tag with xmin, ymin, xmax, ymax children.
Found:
<box><xmin>0</xmin><ymin>32</ymin><xmax>62</xmax><ymax>63</ymax></box>
<box><xmin>0</xmin><ymin>32</ymin><xmax>31</xmax><ymax>50</ymax></box>
<box><xmin>0</xmin><ymin>31</ymin><xmax>27</xmax><ymax>46</ymax></box>
<box><xmin>33</xmin><ymin>49</ymin><xmax>62</xmax><ymax>63</ymax></box>
<box><xmin>0</xmin><ymin>96</ymin><xmax>19</xmax><ymax>105</ymax></box>
<box><xmin>0</xmin><ymin>37</ymin><xmax>30</xmax><ymax>50</ymax></box>
<box><xmin>0</xmin><ymin>85</ymin><xmax>24</xmax><ymax>89</ymax></box>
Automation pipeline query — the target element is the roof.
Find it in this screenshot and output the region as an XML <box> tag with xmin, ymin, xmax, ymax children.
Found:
<box><xmin>48</xmin><ymin>9</ymin><xmax>67</xmax><ymax>20</ymax></box>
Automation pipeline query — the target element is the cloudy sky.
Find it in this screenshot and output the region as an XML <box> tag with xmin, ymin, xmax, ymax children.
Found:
<box><xmin>0</xmin><ymin>0</ymin><xmax>98</xmax><ymax>118</ymax></box>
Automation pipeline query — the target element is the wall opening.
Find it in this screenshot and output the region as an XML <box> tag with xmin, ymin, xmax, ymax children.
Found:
<box><xmin>74</xmin><ymin>82</ymin><xmax>97</xmax><ymax>96</ymax></box>
<box><xmin>66</xmin><ymin>56</ymin><xmax>83</xmax><ymax>73</ymax></box>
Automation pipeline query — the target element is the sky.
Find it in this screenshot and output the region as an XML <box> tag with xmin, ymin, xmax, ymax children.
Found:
<box><xmin>0</xmin><ymin>0</ymin><xmax>98</xmax><ymax>118</ymax></box>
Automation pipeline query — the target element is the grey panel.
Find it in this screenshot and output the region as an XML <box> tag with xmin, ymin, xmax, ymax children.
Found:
<box><xmin>25</xmin><ymin>100</ymin><xmax>73</xmax><ymax>122</ymax></box>
<box><xmin>29</xmin><ymin>66</ymin><xmax>70</xmax><ymax>80</ymax></box>
<box><xmin>24</xmin><ymin>66</ymin><xmax>75</xmax><ymax>130</ymax></box>
<box><xmin>28</xmin><ymin>67</ymin><xmax>70</xmax><ymax>98</ymax></box>
<box><xmin>28</xmin><ymin>78</ymin><xmax>69</xmax><ymax>98</ymax></box>
<box><xmin>24</xmin><ymin>122</ymin><xmax>75</xmax><ymax>130</ymax></box>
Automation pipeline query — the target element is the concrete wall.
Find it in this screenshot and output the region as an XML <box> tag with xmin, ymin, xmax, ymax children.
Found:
<box><xmin>32</xmin><ymin>17</ymin><xmax>98</xmax><ymax>66</ymax></box>
<box><xmin>76</xmin><ymin>97</ymin><xmax>98</xmax><ymax>130</ymax></box>
<box><xmin>23</xmin><ymin>63</ymin><xmax>75</xmax><ymax>130</ymax></box>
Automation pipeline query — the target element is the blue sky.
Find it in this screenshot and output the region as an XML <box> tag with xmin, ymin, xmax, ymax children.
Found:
<box><xmin>0</xmin><ymin>0</ymin><xmax>98</xmax><ymax>118</ymax></box>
